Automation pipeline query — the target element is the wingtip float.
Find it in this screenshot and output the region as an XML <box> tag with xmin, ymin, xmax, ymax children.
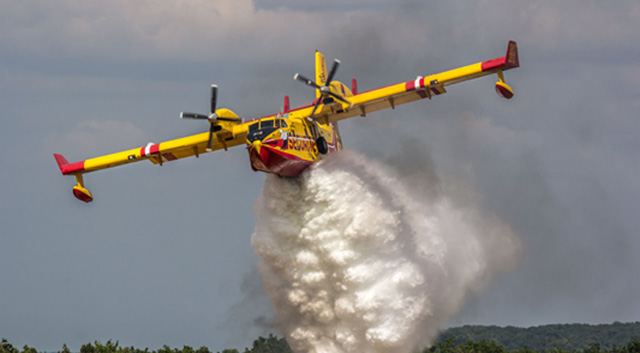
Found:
<box><xmin>53</xmin><ymin>153</ymin><xmax>93</xmax><ymax>203</ymax></box>
<box><xmin>54</xmin><ymin>41</ymin><xmax>520</xmax><ymax>203</ymax></box>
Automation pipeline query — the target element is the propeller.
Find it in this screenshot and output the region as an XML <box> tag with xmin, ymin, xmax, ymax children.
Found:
<box><xmin>294</xmin><ymin>59</ymin><xmax>350</xmax><ymax>119</ymax></box>
<box><xmin>180</xmin><ymin>84</ymin><xmax>219</xmax><ymax>151</ymax></box>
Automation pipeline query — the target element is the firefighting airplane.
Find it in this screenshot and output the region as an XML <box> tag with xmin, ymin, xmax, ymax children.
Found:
<box><xmin>53</xmin><ymin>41</ymin><xmax>520</xmax><ymax>203</ymax></box>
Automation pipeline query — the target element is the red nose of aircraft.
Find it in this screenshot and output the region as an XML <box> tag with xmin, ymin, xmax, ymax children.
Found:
<box><xmin>248</xmin><ymin>139</ymin><xmax>269</xmax><ymax>172</ymax></box>
<box><xmin>249</xmin><ymin>139</ymin><xmax>282</xmax><ymax>172</ymax></box>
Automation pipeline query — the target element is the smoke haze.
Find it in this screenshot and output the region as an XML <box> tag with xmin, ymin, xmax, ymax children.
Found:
<box><xmin>252</xmin><ymin>151</ymin><xmax>519</xmax><ymax>353</ymax></box>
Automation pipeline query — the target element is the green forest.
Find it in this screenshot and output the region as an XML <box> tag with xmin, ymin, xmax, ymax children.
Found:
<box><xmin>437</xmin><ymin>322</ymin><xmax>640</xmax><ymax>351</ymax></box>
<box><xmin>3</xmin><ymin>322</ymin><xmax>640</xmax><ymax>353</ymax></box>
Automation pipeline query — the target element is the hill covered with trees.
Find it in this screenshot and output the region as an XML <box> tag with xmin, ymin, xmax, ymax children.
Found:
<box><xmin>3</xmin><ymin>322</ymin><xmax>640</xmax><ymax>353</ymax></box>
<box><xmin>437</xmin><ymin>322</ymin><xmax>640</xmax><ymax>351</ymax></box>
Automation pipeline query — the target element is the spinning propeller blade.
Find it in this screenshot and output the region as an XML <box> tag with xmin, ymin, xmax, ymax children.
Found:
<box><xmin>210</xmin><ymin>84</ymin><xmax>218</xmax><ymax>115</ymax></box>
<box><xmin>293</xmin><ymin>57</ymin><xmax>348</xmax><ymax>119</ymax></box>
<box><xmin>327</xmin><ymin>90</ymin><xmax>350</xmax><ymax>104</ymax></box>
<box><xmin>180</xmin><ymin>112</ymin><xmax>209</xmax><ymax>120</ymax></box>
<box><xmin>294</xmin><ymin>73</ymin><xmax>321</xmax><ymax>90</ymax></box>
<box><xmin>180</xmin><ymin>84</ymin><xmax>220</xmax><ymax>152</ymax></box>
<box><xmin>206</xmin><ymin>84</ymin><xmax>218</xmax><ymax>151</ymax></box>
<box><xmin>325</xmin><ymin>59</ymin><xmax>340</xmax><ymax>86</ymax></box>
<box><xmin>309</xmin><ymin>99</ymin><xmax>322</xmax><ymax>117</ymax></box>
<box><xmin>207</xmin><ymin>123</ymin><xmax>215</xmax><ymax>151</ymax></box>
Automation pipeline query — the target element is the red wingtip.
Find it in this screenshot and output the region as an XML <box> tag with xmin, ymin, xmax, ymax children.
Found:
<box><xmin>53</xmin><ymin>153</ymin><xmax>85</xmax><ymax>175</ymax></box>
<box><xmin>53</xmin><ymin>153</ymin><xmax>69</xmax><ymax>172</ymax></box>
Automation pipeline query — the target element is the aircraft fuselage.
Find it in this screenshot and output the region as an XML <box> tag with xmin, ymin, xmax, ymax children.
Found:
<box><xmin>246</xmin><ymin>116</ymin><xmax>341</xmax><ymax>177</ymax></box>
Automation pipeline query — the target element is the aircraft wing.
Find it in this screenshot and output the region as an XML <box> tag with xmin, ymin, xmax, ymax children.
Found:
<box><xmin>53</xmin><ymin>123</ymin><xmax>248</xmax><ymax>202</ymax></box>
<box><xmin>321</xmin><ymin>41</ymin><xmax>520</xmax><ymax>123</ymax></box>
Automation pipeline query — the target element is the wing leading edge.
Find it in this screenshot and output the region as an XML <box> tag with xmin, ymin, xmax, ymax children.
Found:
<box><xmin>53</xmin><ymin>124</ymin><xmax>248</xmax><ymax>202</ymax></box>
<box><xmin>318</xmin><ymin>40</ymin><xmax>519</xmax><ymax>123</ymax></box>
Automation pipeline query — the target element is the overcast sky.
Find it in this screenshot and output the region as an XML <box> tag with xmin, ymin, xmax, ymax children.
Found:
<box><xmin>1</xmin><ymin>0</ymin><xmax>639</xmax><ymax>351</ymax></box>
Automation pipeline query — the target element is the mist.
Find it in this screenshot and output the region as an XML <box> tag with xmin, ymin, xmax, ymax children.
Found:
<box><xmin>252</xmin><ymin>150</ymin><xmax>519</xmax><ymax>353</ymax></box>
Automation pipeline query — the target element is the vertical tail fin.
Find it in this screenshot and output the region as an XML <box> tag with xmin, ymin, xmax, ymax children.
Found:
<box><xmin>315</xmin><ymin>50</ymin><xmax>327</xmax><ymax>99</ymax></box>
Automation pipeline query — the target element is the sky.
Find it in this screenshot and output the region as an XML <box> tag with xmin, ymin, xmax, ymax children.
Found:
<box><xmin>1</xmin><ymin>0</ymin><xmax>639</xmax><ymax>351</ymax></box>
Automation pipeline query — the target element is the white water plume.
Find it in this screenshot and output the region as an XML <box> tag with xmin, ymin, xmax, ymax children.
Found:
<box><xmin>252</xmin><ymin>150</ymin><xmax>519</xmax><ymax>353</ymax></box>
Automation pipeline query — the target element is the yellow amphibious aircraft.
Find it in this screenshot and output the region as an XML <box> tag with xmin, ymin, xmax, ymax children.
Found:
<box><xmin>54</xmin><ymin>41</ymin><xmax>520</xmax><ymax>202</ymax></box>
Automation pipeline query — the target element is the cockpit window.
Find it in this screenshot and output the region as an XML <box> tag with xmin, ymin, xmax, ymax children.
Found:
<box><xmin>247</xmin><ymin>119</ymin><xmax>278</xmax><ymax>142</ymax></box>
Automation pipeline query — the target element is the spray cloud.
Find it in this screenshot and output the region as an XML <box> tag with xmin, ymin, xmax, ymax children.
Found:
<box><xmin>252</xmin><ymin>150</ymin><xmax>519</xmax><ymax>353</ymax></box>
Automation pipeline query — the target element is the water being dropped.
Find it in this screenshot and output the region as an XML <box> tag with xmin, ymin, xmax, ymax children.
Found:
<box><xmin>252</xmin><ymin>150</ymin><xmax>519</xmax><ymax>353</ymax></box>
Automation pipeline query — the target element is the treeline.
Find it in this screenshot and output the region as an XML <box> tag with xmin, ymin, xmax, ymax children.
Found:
<box><xmin>426</xmin><ymin>339</ymin><xmax>640</xmax><ymax>353</ymax></box>
<box><xmin>438</xmin><ymin>322</ymin><xmax>640</xmax><ymax>351</ymax></box>
<box><xmin>3</xmin><ymin>336</ymin><xmax>640</xmax><ymax>353</ymax></box>
<box><xmin>0</xmin><ymin>335</ymin><xmax>292</xmax><ymax>353</ymax></box>
<box><xmin>3</xmin><ymin>322</ymin><xmax>640</xmax><ymax>353</ymax></box>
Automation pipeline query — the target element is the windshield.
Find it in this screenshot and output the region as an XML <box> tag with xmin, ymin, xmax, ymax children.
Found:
<box><xmin>248</xmin><ymin>119</ymin><xmax>287</xmax><ymax>142</ymax></box>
